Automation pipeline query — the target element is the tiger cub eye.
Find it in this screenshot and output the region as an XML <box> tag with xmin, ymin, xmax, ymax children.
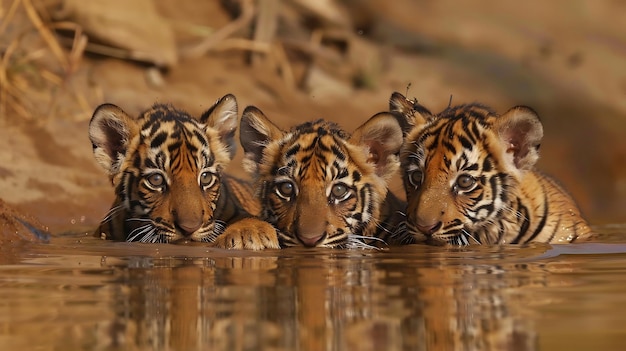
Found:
<box><xmin>331</xmin><ymin>183</ymin><xmax>350</xmax><ymax>200</ymax></box>
<box><xmin>408</xmin><ymin>170</ymin><xmax>423</xmax><ymax>188</ymax></box>
<box><xmin>275</xmin><ymin>181</ymin><xmax>295</xmax><ymax>199</ymax></box>
<box><xmin>456</xmin><ymin>174</ymin><xmax>476</xmax><ymax>190</ymax></box>
<box><xmin>147</xmin><ymin>173</ymin><xmax>164</xmax><ymax>188</ymax></box>
<box><xmin>200</xmin><ymin>171</ymin><xmax>215</xmax><ymax>187</ymax></box>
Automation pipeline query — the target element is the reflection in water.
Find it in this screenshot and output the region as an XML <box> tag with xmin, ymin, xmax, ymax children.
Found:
<box><xmin>2</xmin><ymin>233</ymin><xmax>626</xmax><ymax>350</ymax></box>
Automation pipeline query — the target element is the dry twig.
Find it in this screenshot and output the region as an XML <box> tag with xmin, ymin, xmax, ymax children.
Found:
<box><xmin>22</xmin><ymin>0</ymin><xmax>68</xmax><ymax>70</ymax></box>
<box><xmin>1</xmin><ymin>0</ymin><xmax>91</xmax><ymax>122</ymax></box>
<box><xmin>180</xmin><ymin>0</ymin><xmax>256</xmax><ymax>59</ymax></box>
<box><xmin>180</xmin><ymin>0</ymin><xmax>295</xmax><ymax>89</ymax></box>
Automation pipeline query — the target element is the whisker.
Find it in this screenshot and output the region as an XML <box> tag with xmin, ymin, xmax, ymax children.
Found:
<box><xmin>346</xmin><ymin>238</ymin><xmax>381</xmax><ymax>250</ymax></box>
<box><xmin>390</xmin><ymin>221</ymin><xmax>415</xmax><ymax>245</ymax></box>
<box><xmin>214</xmin><ymin>220</ymin><xmax>227</xmax><ymax>236</ymax></box>
<box><xmin>371</xmin><ymin>215</ymin><xmax>405</xmax><ymax>244</ymax></box>
<box><xmin>349</xmin><ymin>234</ymin><xmax>387</xmax><ymax>244</ymax></box>
<box><xmin>462</xmin><ymin>229</ymin><xmax>481</xmax><ymax>244</ymax></box>
<box><xmin>101</xmin><ymin>205</ymin><xmax>125</xmax><ymax>223</ymax></box>
<box><xmin>140</xmin><ymin>229</ymin><xmax>161</xmax><ymax>243</ymax></box>
<box><xmin>278</xmin><ymin>232</ymin><xmax>298</xmax><ymax>247</ymax></box>
<box><xmin>139</xmin><ymin>228</ymin><xmax>156</xmax><ymax>243</ymax></box>
<box><xmin>202</xmin><ymin>229</ymin><xmax>221</xmax><ymax>243</ymax></box>
<box><xmin>460</xmin><ymin>236</ymin><xmax>466</xmax><ymax>246</ymax></box>
<box><xmin>148</xmin><ymin>232</ymin><xmax>167</xmax><ymax>243</ymax></box>
<box><xmin>137</xmin><ymin>229</ymin><xmax>157</xmax><ymax>243</ymax></box>
<box><xmin>374</xmin><ymin>222</ymin><xmax>394</xmax><ymax>235</ymax></box>
<box><xmin>127</xmin><ymin>224</ymin><xmax>154</xmax><ymax>242</ymax></box>
<box><xmin>199</xmin><ymin>221</ymin><xmax>224</xmax><ymax>243</ymax></box>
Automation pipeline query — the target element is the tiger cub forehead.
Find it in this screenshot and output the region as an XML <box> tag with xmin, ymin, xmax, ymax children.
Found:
<box><xmin>135</xmin><ymin>104</ymin><xmax>229</xmax><ymax>173</ymax></box>
<box><xmin>403</xmin><ymin>103</ymin><xmax>508</xmax><ymax>173</ymax></box>
<box><xmin>137</xmin><ymin>104</ymin><xmax>205</xmax><ymax>133</ymax></box>
<box><xmin>285</xmin><ymin>119</ymin><xmax>350</xmax><ymax>139</ymax></box>
<box><xmin>264</xmin><ymin>119</ymin><xmax>371</xmax><ymax>180</ymax></box>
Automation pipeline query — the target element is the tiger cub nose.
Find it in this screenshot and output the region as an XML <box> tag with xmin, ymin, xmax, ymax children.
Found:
<box><xmin>415</xmin><ymin>221</ymin><xmax>442</xmax><ymax>235</ymax></box>
<box><xmin>172</xmin><ymin>209</ymin><xmax>203</xmax><ymax>236</ymax></box>
<box><xmin>178</xmin><ymin>222</ymin><xmax>201</xmax><ymax>236</ymax></box>
<box><xmin>298</xmin><ymin>234</ymin><xmax>324</xmax><ymax>247</ymax></box>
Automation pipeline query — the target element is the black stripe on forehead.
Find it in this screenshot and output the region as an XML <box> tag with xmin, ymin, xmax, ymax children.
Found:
<box><xmin>465</xmin><ymin>108</ymin><xmax>490</xmax><ymax>121</ymax></box>
<box><xmin>167</xmin><ymin>137</ymin><xmax>199</xmax><ymax>155</ymax></box>
<box><xmin>461</xmin><ymin>119</ymin><xmax>478</xmax><ymax>144</ymax></box>
<box><xmin>457</xmin><ymin>133</ymin><xmax>473</xmax><ymax>150</ymax></box>
<box><xmin>337</xmin><ymin>167</ymin><xmax>349</xmax><ymax>179</ymax></box>
<box><xmin>440</xmin><ymin>103</ymin><xmax>494</xmax><ymax>121</ymax></box>
<box><xmin>142</xmin><ymin>104</ymin><xmax>195</xmax><ymax>122</ymax></box>
<box><xmin>138</xmin><ymin>106</ymin><xmax>212</xmax><ymax>171</ymax></box>
<box><xmin>276</xmin><ymin>120</ymin><xmax>350</xmax><ymax>176</ymax></box>
<box><xmin>285</xmin><ymin>144</ymin><xmax>300</xmax><ymax>158</ymax></box>
<box><xmin>482</xmin><ymin>157</ymin><xmax>493</xmax><ymax>172</ymax></box>
<box><xmin>148</xmin><ymin>121</ymin><xmax>162</xmax><ymax>136</ymax></box>
<box><xmin>331</xmin><ymin>144</ymin><xmax>345</xmax><ymax>161</ymax></box>
<box><xmin>140</xmin><ymin>104</ymin><xmax>199</xmax><ymax>139</ymax></box>
<box><xmin>143</xmin><ymin>119</ymin><xmax>189</xmax><ymax>144</ymax></box>
<box><xmin>455</xmin><ymin>152</ymin><xmax>468</xmax><ymax>169</ymax></box>
<box><xmin>290</xmin><ymin>119</ymin><xmax>349</xmax><ymax>139</ymax></box>
<box><xmin>143</xmin><ymin>150</ymin><xmax>164</xmax><ymax>169</ymax></box>
<box><xmin>150</xmin><ymin>131</ymin><xmax>168</xmax><ymax>149</ymax></box>
<box><xmin>442</xmin><ymin>139</ymin><xmax>457</xmax><ymax>154</ymax></box>
<box><xmin>203</xmin><ymin>149</ymin><xmax>215</xmax><ymax>167</ymax></box>
<box><xmin>419</xmin><ymin>109</ymin><xmax>491</xmax><ymax>162</ymax></box>
<box><xmin>464</xmin><ymin>161</ymin><xmax>479</xmax><ymax>171</ymax></box>
<box><xmin>314</xmin><ymin>136</ymin><xmax>332</xmax><ymax>152</ymax></box>
<box><xmin>193</xmin><ymin>129</ymin><xmax>209</xmax><ymax>145</ymax></box>
<box><xmin>300</xmin><ymin>136</ymin><xmax>319</xmax><ymax>152</ymax></box>
<box><xmin>285</xmin><ymin>159</ymin><xmax>297</xmax><ymax>171</ymax></box>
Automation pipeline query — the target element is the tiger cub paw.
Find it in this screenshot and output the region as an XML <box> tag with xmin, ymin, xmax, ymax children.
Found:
<box><xmin>211</xmin><ymin>218</ymin><xmax>280</xmax><ymax>250</ymax></box>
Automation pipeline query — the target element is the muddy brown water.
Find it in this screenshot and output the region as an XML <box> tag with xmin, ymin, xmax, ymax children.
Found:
<box><xmin>1</xmin><ymin>225</ymin><xmax>626</xmax><ymax>351</ymax></box>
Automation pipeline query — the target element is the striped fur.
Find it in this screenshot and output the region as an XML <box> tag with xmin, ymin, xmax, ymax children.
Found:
<box><xmin>239</xmin><ymin>106</ymin><xmax>406</xmax><ymax>249</ymax></box>
<box><xmin>89</xmin><ymin>95</ymin><xmax>275</xmax><ymax>246</ymax></box>
<box><xmin>390</xmin><ymin>92</ymin><xmax>593</xmax><ymax>246</ymax></box>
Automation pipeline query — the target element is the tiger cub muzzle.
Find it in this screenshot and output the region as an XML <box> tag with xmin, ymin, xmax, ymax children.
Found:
<box><xmin>403</xmin><ymin>172</ymin><xmax>474</xmax><ymax>244</ymax></box>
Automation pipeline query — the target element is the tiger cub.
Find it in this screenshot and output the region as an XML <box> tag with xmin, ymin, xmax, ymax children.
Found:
<box><xmin>239</xmin><ymin>106</ymin><xmax>406</xmax><ymax>249</ymax></box>
<box><xmin>389</xmin><ymin>92</ymin><xmax>593</xmax><ymax>245</ymax></box>
<box><xmin>89</xmin><ymin>94</ymin><xmax>278</xmax><ymax>249</ymax></box>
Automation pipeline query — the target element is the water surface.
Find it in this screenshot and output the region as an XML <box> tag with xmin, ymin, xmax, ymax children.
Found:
<box><xmin>1</xmin><ymin>225</ymin><xmax>626</xmax><ymax>350</ymax></box>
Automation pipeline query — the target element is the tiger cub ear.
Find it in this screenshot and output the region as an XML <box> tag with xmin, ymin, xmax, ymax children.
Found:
<box><xmin>200</xmin><ymin>94</ymin><xmax>239</xmax><ymax>160</ymax></box>
<box><xmin>240</xmin><ymin>106</ymin><xmax>284</xmax><ymax>174</ymax></box>
<box><xmin>495</xmin><ymin>106</ymin><xmax>544</xmax><ymax>170</ymax></box>
<box><xmin>89</xmin><ymin>104</ymin><xmax>139</xmax><ymax>176</ymax></box>
<box><xmin>389</xmin><ymin>91</ymin><xmax>434</xmax><ymax>134</ymax></box>
<box><xmin>350</xmin><ymin>112</ymin><xmax>404</xmax><ymax>180</ymax></box>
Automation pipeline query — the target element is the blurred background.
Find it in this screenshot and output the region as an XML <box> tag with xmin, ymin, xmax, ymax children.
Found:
<box><xmin>1</xmin><ymin>0</ymin><xmax>625</xmax><ymax>233</ymax></box>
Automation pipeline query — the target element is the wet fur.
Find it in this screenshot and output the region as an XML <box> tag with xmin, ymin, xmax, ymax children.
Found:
<box><xmin>390</xmin><ymin>92</ymin><xmax>593</xmax><ymax>245</ymax></box>
<box><xmin>89</xmin><ymin>95</ymin><xmax>272</xmax><ymax>245</ymax></box>
<box><xmin>239</xmin><ymin>107</ymin><xmax>406</xmax><ymax>248</ymax></box>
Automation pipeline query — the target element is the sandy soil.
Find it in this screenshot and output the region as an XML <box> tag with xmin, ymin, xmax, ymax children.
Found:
<box><xmin>1</xmin><ymin>0</ymin><xmax>625</xmax><ymax>240</ymax></box>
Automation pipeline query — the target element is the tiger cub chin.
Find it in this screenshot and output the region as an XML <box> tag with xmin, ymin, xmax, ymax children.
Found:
<box><xmin>238</xmin><ymin>106</ymin><xmax>407</xmax><ymax>249</ymax></box>
<box><xmin>89</xmin><ymin>94</ymin><xmax>278</xmax><ymax>249</ymax></box>
<box><xmin>390</xmin><ymin>92</ymin><xmax>593</xmax><ymax>246</ymax></box>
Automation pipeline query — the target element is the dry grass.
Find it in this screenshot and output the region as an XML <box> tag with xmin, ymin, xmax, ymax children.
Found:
<box><xmin>0</xmin><ymin>0</ymin><xmax>89</xmax><ymax>123</ymax></box>
<box><xmin>1</xmin><ymin>0</ymin><xmax>289</xmax><ymax>123</ymax></box>
<box><xmin>180</xmin><ymin>0</ymin><xmax>297</xmax><ymax>90</ymax></box>
<box><xmin>179</xmin><ymin>0</ymin><xmax>369</xmax><ymax>94</ymax></box>
<box><xmin>0</xmin><ymin>0</ymin><xmax>373</xmax><ymax>123</ymax></box>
